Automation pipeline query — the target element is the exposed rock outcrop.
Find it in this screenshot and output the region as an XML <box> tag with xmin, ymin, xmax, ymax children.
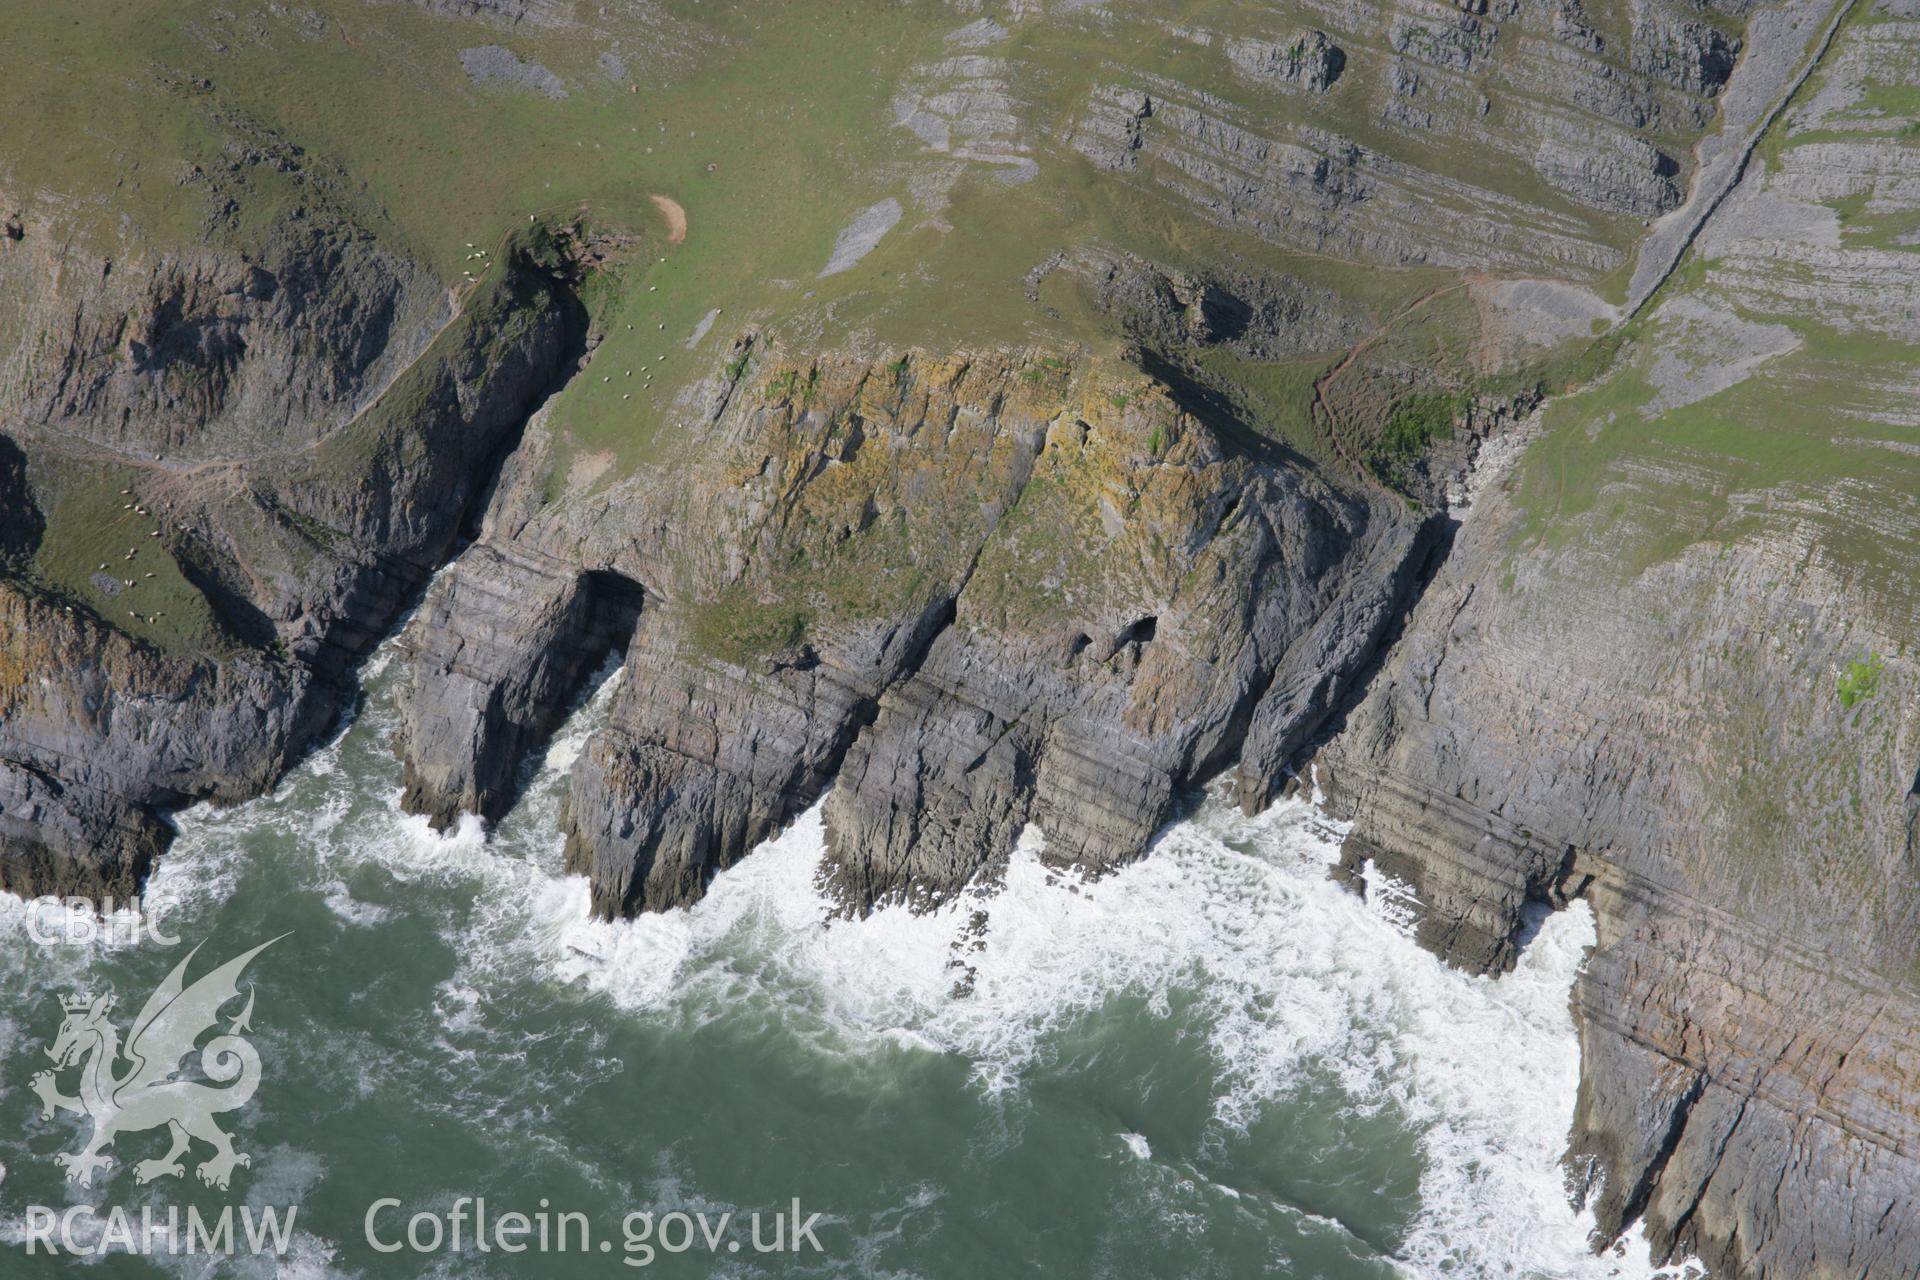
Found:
<box><xmin>1532</xmin><ymin>130</ymin><xmax>1681</xmax><ymax>218</ymax></box>
<box><xmin>0</xmin><ymin>225</ymin><xmax>443</xmax><ymax>461</ymax></box>
<box><xmin>413</xmin><ymin>0</ymin><xmax>570</xmax><ymax>25</ymax></box>
<box><xmin>460</xmin><ymin>45</ymin><xmax>569</xmax><ymax>99</ymax></box>
<box><xmin>1066</xmin><ymin>0</ymin><xmax>1737</xmax><ymax>277</ymax></box>
<box><xmin>2</xmin><ymin>2</ymin><xmax>1910</xmax><ymax>1276</ymax></box>
<box><xmin>1311</xmin><ymin>464</ymin><xmax>1920</xmax><ymax>1278</ymax></box>
<box><xmin>393</xmin><ymin>541</ymin><xmax>643</xmax><ymax>828</ymax></box>
<box><xmin>1047</xmin><ymin>249</ymin><xmax>1369</xmax><ymax>361</ymax></box>
<box><xmin>822</xmin><ymin>399</ymin><xmax>1429</xmax><ymax>911</ymax></box>
<box><xmin>1227</xmin><ymin>30</ymin><xmax>1346</xmax><ymax>93</ymax></box>
<box><xmin>1306</xmin><ymin>9</ymin><xmax>1920</xmax><ymax>1271</ymax></box>
<box><xmin>1630</xmin><ymin>0</ymin><xmax>1741</xmax><ymax>96</ymax></box>
<box><xmin>391</xmin><ymin>349</ymin><xmax>1432</xmax><ymax>919</ymax></box>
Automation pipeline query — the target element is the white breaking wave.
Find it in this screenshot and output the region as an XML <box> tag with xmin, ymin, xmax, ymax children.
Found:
<box><xmin>0</xmin><ymin>643</ymin><xmax>1700</xmax><ymax>1279</ymax></box>
<box><xmin>489</xmin><ymin>794</ymin><xmax>1660</xmax><ymax>1279</ymax></box>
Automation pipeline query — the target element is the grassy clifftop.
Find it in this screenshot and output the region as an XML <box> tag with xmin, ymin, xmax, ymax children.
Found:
<box><xmin>2</xmin><ymin>0</ymin><xmax>1740</xmax><ymax>503</ymax></box>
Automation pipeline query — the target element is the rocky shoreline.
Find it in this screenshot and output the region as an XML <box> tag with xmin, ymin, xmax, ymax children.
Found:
<box><xmin>1315</xmin><ymin>399</ymin><xmax>1920</xmax><ymax>1277</ymax></box>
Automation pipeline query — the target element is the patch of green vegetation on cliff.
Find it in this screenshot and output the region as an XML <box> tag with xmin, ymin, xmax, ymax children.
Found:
<box><xmin>7</xmin><ymin>0</ymin><xmax>1480</xmax><ymax>493</ymax></box>
<box><xmin>315</xmin><ymin>224</ymin><xmax>561</xmax><ymax>474</ymax></box>
<box><xmin>679</xmin><ymin>496</ymin><xmax>951</xmax><ymax>666</ymax></box>
<box><xmin>686</xmin><ymin>583</ymin><xmax>811</xmax><ymax>667</ymax></box>
<box><xmin>671</xmin><ymin>354</ymin><xmax>1073</xmax><ymax>665</ymax></box>
<box><xmin>1855</xmin><ymin>78</ymin><xmax>1920</xmax><ymax>120</ymax></box>
<box><xmin>1514</xmin><ymin>311</ymin><xmax>1920</xmax><ymax>585</ymax></box>
<box><xmin>3</xmin><ymin>0</ymin><xmax>1730</xmax><ymax>537</ymax></box>
<box><xmin>960</xmin><ymin>466</ymin><xmax>1090</xmax><ymax>633</ymax></box>
<box><xmin>1755</xmin><ymin>0</ymin><xmax>1910</xmax><ymax>173</ymax></box>
<box><xmin>1186</xmin><ymin>350</ymin><xmax>1332</xmax><ymax>465</ymax></box>
<box><xmin>1838</xmin><ymin>653</ymin><xmax>1884</xmax><ymax>709</ymax></box>
<box><xmin>1375</xmin><ymin>392</ymin><xmax>1458</xmax><ymax>460</ymax></box>
<box><xmin>959</xmin><ymin>401</ymin><xmax>1192</xmax><ymax>635</ymax></box>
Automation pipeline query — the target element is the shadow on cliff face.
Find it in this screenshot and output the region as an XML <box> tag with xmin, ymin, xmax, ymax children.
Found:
<box><xmin>1306</xmin><ymin>512</ymin><xmax>1455</xmax><ymax>768</ymax></box>
<box><xmin>397</xmin><ymin>558</ymin><xmax>649</xmax><ymax>836</ymax></box>
<box><xmin>1907</xmin><ymin>768</ymin><xmax>1920</xmax><ymax>864</ymax></box>
<box><xmin>579</xmin><ymin>570</ymin><xmax>646</xmax><ymax>637</ymax></box>
<box><xmin>175</xmin><ymin>541</ymin><xmax>281</xmax><ymax>651</ymax></box>
<box><xmin>460</xmin><ymin>249</ymin><xmax>593</xmax><ymax>547</ymax></box>
<box><xmin>0</xmin><ymin>435</ymin><xmax>44</xmax><ymax>570</ymax></box>
<box><xmin>0</xmin><ymin>223</ymin><xmax>608</xmax><ymax>905</ymax></box>
<box><xmin>1135</xmin><ymin>346</ymin><xmax>1318</xmax><ymax>474</ymax></box>
<box><xmin>486</xmin><ymin>567</ymin><xmax>648</xmax><ymax>827</ymax></box>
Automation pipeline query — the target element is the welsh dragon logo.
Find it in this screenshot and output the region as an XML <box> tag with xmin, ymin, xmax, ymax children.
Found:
<box><xmin>31</xmin><ymin>937</ymin><xmax>283</xmax><ymax>1191</ymax></box>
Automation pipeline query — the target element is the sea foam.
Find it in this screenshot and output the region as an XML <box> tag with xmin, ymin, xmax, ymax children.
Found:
<box><xmin>0</xmin><ymin>640</ymin><xmax>1703</xmax><ymax>1279</ymax></box>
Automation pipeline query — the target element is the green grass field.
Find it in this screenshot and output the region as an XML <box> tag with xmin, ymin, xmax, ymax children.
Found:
<box><xmin>1</xmin><ymin>0</ymin><xmax>1645</xmax><ymax>494</ymax></box>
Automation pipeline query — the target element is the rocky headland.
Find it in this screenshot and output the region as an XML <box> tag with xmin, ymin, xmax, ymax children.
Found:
<box><xmin>2</xmin><ymin>0</ymin><xmax>1915</xmax><ymax>1274</ymax></box>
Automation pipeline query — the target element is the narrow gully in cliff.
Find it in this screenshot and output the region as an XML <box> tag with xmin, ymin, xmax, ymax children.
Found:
<box><xmin>414</xmin><ymin>564</ymin><xmax>650</xmax><ymax>833</ymax></box>
<box><xmin>586</xmin><ymin>512</ymin><xmax>998</xmax><ymax>921</ymax></box>
<box><xmin>457</xmin><ymin>263</ymin><xmax>595</xmax><ymax>550</ymax></box>
<box><xmin>143</xmin><ymin>233</ymin><xmax>602</xmax><ymax>894</ymax></box>
<box><xmin>532</xmin><ymin>347</ymin><xmax>1468</xmax><ymax>925</ymax></box>
<box><xmin>1248</xmin><ymin>509</ymin><xmax>1452</xmax><ymax>813</ymax></box>
<box><xmin>1131</xmin><ymin>340</ymin><xmax>1448</xmax><ymax>814</ymax></box>
<box><xmin>1606</xmin><ymin>1071</ymin><xmax>1707</xmax><ymax>1243</ymax></box>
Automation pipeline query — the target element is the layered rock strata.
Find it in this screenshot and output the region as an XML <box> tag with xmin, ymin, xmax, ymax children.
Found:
<box><xmin>392</xmin><ymin>349</ymin><xmax>1432</xmax><ymax>916</ymax></box>
<box><xmin>1308</xmin><ymin>8</ymin><xmax>1920</xmax><ymax>1268</ymax></box>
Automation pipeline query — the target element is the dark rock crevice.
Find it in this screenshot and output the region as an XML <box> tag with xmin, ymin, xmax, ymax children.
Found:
<box><xmin>437</xmin><ymin>340</ymin><xmax>1455</xmax><ymax>925</ymax></box>
<box><xmin>1312</xmin><ymin>406</ymin><xmax>1920</xmax><ymax>1280</ymax></box>
<box><xmin>0</xmin><ymin>436</ymin><xmax>45</xmax><ymax>568</ymax></box>
<box><xmin>568</xmin><ymin>585</ymin><xmax>968</xmax><ymax>920</ymax></box>
<box><xmin>1233</xmin><ymin>508</ymin><xmax>1449</xmax><ymax>814</ymax></box>
<box><xmin>818</xmin><ymin>375</ymin><xmax>1438</xmax><ymax>916</ymax></box>
<box><xmin>396</xmin><ymin>553</ymin><xmax>647</xmax><ymax>831</ymax></box>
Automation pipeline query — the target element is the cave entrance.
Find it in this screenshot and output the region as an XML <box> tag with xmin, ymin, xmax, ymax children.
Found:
<box><xmin>577</xmin><ymin>569</ymin><xmax>645</xmax><ymax>664</ymax></box>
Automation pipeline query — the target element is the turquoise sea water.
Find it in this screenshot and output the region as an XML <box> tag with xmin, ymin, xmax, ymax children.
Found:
<box><xmin>0</xmin><ymin>640</ymin><xmax>1682</xmax><ymax>1278</ymax></box>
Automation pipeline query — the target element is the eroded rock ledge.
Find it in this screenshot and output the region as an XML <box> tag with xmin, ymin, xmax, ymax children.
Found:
<box><xmin>0</xmin><ymin>0</ymin><xmax>1904</xmax><ymax>1275</ymax></box>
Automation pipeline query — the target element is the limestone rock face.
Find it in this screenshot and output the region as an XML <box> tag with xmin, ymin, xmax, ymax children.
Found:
<box><xmin>1630</xmin><ymin>0</ymin><xmax>1741</xmax><ymax>96</ymax></box>
<box><xmin>393</xmin><ymin>542</ymin><xmax>642</xmax><ymax>829</ymax></box>
<box><xmin>1227</xmin><ymin>30</ymin><xmax>1347</xmax><ymax>93</ymax></box>
<box><xmin>1065</xmin><ymin>0</ymin><xmax>1731</xmax><ymax>277</ymax></box>
<box><xmin>0</xmin><ymin>584</ymin><xmax>329</xmax><ymax>901</ymax></box>
<box><xmin>820</xmin><ymin>400</ymin><xmax>1427</xmax><ymax>911</ymax></box>
<box><xmin>1307</xmin><ymin>9</ymin><xmax>1920</xmax><ymax>1273</ymax></box>
<box><xmin>0</xmin><ymin>225</ymin><xmax>443</xmax><ymax>461</ymax></box>
<box><xmin>1532</xmin><ymin>130</ymin><xmax>1682</xmax><ymax>218</ymax></box>
<box><xmin>1313</xmin><ymin>466</ymin><xmax>1920</xmax><ymax>1278</ymax></box>
<box><xmin>3</xmin><ymin>1</ymin><xmax>1914</xmax><ymax>1275</ymax></box>
<box><xmin>408</xmin><ymin>0</ymin><xmax>594</xmax><ymax>28</ymax></box>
